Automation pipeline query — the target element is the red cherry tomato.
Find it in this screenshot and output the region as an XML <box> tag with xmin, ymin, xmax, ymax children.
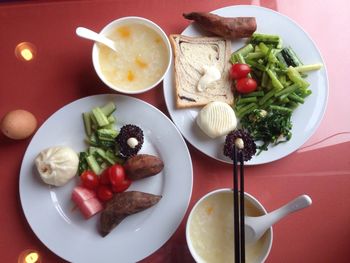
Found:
<box><xmin>112</xmin><ymin>178</ymin><xmax>132</xmax><ymax>193</ymax></box>
<box><xmin>80</xmin><ymin>170</ymin><xmax>99</xmax><ymax>190</ymax></box>
<box><xmin>230</xmin><ymin>63</ymin><xmax>251</xmax><ymax>80</ymax></box>
<box><xmin>235</xmin><ymin>77</ymin><xmax>258</xmax><ymax>94</ymax></box>
<box><xmin>99</xmin><ymin>169</ymin><xmax>110</xmax><ymax>185</ymax></box>
<box><xmin>108</xmin><ymin>164</ymin><xmax>126</xmax><ymax>187</ymax></box>
<box><xmin>97</xmin><ymin>185</ymin><xmax>113</xmax><ymax>201</ymax></box>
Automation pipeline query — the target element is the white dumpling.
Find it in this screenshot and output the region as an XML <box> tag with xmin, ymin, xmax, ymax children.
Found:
<box><xmin>35</xmin><ymin>146</ymin><xmax>79</xmax><ymax>186</ymax></box>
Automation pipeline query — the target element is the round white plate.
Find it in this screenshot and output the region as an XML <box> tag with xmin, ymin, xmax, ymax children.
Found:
<box><xmin>19</xmin><ymin>94</ymin><xmax>193</xmax><ymax>263</ymax></box>
<box><xmin>163</xmin><ymin>5</ymin><xmax>328</xmax><ymax>165</ymax></box>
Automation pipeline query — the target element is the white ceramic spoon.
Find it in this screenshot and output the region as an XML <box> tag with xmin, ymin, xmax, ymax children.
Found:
<box><xmin>75</xmin><ymin>27</ymin><xmax>117</xmax><ymax>52</ymax></box>
<box><xmin>245</xmin><ymin>194</ymin><xmax>312</xmax><ymax>244</ymax></box>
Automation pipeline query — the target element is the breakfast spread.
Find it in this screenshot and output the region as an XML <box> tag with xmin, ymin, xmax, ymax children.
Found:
<box><xmin>35</xmin><ymin>146</ymin><xmax>79</xmax><ymax>187</ymax></box>
<box><xmin>98</xmin><ymin>23</ymin><xmax>169</xmax><ymax>92</ymax></box>
<box><xmin>1</xmin><ymin>109</ymin><xmax>37</xmax><ymax>140</ymax></box>
<box><xmin>169</xmin><ymin>34</ymin><xmax>233</xmax><ymax>108</ymax></box>
<box><xmin>196</xmin><ymin>101</ymin><xmax>237</xmax><ymax>138</ymax></box>
<box><xmin>183</xmin><ymin>12</ymin><xmax>257</xmax><ymax>39</ymax></box>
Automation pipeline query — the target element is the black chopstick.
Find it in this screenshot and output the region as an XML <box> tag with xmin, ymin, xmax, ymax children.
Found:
<box><xmin>233</xmin><ymin>146</ymin><xmax>240</xmax><ymax>263</ymax></box>
<box><xmin>239</xmin><ymin>151</ymin><xmax>245</xmax><ymax>262</ymax></box>
<box><xmin>233</xmin><ymin>145</ymin><xmax>246</xmax><ymax>263</ymax></box>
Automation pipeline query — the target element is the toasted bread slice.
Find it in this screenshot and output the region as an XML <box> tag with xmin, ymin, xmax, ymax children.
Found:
<box><xmin>169</xmin><ymin>34</ymin><xmax>233</xmax><ymax>108</ymax></box>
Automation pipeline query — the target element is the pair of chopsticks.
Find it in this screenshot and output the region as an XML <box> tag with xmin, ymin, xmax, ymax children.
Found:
<box><xmin>233</xmin><ymin>145</ymin><xmax>245</xmax><ymax>263</ymax></box>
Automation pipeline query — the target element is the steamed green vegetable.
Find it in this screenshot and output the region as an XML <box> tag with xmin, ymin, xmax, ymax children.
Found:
<box><xmin>230</xmin><ymin>32</ymin><xmax>323</xmax><ymax>153</ymax></box>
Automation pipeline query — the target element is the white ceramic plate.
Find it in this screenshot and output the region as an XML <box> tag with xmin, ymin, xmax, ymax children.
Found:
<box><xmin>163</xmin><ymin>5</ymin><xmax>329</xmax><ymax>165</ymax></box>
<box><xmin>19</xmin><ymin>94</ymin><xmax>193</xmax><ymax>263</ymax></box>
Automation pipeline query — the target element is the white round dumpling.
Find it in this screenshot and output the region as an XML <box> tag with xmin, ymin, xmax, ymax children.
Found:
<box><xmin>35</xmin><ymin>146</ymin><xmax>79</xmax><ymax>186</ymax></box>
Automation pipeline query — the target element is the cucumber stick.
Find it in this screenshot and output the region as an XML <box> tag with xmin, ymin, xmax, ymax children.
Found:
<box><xmin>92</xmin><ymin>107</ymin><xmax>109</xmax><ymax>127</ymax></box>
<box><xmin>85</xmin><ymin>154</ymin><xmax>101</xmax><ymax>174</ymax></box>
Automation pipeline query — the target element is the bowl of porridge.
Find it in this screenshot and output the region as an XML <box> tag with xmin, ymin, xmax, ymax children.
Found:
<box><xmin>92</xmin><ymin>17</ymin><xmax>171</xmax><ymax>94</ymax></box>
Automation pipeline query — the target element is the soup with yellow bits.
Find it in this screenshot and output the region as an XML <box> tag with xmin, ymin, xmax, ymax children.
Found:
<box><xmin>98</xmin><ymin>23</ymin><xmax>169</xmax><ymax>92</ymax></box>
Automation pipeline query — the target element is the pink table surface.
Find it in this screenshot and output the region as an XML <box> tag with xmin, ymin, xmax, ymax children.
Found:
<box><xmin>1</xmin><ymin>0</ymin><xmax>350</xmax><ymax>262</ymax></box>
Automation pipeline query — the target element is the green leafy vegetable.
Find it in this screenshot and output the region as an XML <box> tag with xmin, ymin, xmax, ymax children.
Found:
<box><xmin>240</xmin><ymin>109</ymin><xmax>292</xmax><ymax>154</ymax></box>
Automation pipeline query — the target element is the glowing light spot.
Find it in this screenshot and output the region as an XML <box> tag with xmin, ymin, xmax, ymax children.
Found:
<box><xmin>20</xmin><ymin>49</ymin><xmax>33</xmax><ymax>61</ymax></box>
<box><xmin>25</xmin><ymin>252</ymin><xmax>39</xmax><ymax>263</ymax></box>
<box><xmin>18</xmin><ymin>249</ymin><xmax>41</xmax><ymax>263</ymax></box>
<box><xmin>15</xmin><ymin>42</ymin><xmax>36</xmax><ymax>62</ymax></box>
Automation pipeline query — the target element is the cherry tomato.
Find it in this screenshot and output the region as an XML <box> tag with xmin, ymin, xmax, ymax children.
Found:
<box><xmin>112</xmin><ymin>178</ymin><xmax>131</xmax><ymax>193</ymax></box>
<box><xmin>108</xmin><ymin>164</ymin><xmax>126</xmax><ymax>187</ymax></box>
<box><xmin>80</xmin><ymin>170</ymin><xmax>99</xmax><ymax>190</ymax></box>
<box><xmin>235</xmin><ymin>77</ymin><xmax>257</xmax><ymax>94</ymax></box>
<box><xmin>97</xmin><ymin>185</ymin><xmax>113</xmax><ymax>201</ymax></box>
<box><xmin>99</xmin><ymin>169</ymin><xmax>110</xmax><ymax>185</ymax></box>
<box><xmin>230</xmin><ymin>63</ymin><xmax>251</xmax><ymax>80</ymax></box>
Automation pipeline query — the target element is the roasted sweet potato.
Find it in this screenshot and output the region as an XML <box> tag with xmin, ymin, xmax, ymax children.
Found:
<box><xmin>183</xmin><ymin>12</ymin><xmax>256</xmax><ymax>39</ymax></box>
<box><xmin>124</xmin><ymin>154</ymin><xmax>164</xmax><ymax>180</ymax></box>
<box><xmin>100</xmin><ymin>191</ymin><xmax>162</xmax><ymax>237</ymax></box>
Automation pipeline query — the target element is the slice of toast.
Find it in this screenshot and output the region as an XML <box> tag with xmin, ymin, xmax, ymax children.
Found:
<box><xmin>169</xmin><ymin>34</ymin><xmax>233</xmax><ymax>108</ymax></box>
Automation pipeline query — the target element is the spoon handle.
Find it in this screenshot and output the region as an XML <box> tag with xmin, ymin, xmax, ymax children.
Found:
<box><xmin>76</xmin><ymin>27</ymin><xmax>116</xmax><ymax>51</ymax></box>
<box><xmin>268</xmin><ymin>194</ymin><xmax>312</xmax><ymax>224</ymax></box>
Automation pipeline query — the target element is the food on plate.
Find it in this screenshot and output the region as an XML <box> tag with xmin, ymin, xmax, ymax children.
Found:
<box><xmin>183</xmin><ymin>12</ymin><xmax>256</xmax><ymax>39</ymax></box>
<box><xmin>71</xmin><ymin>186</ymin><xmax>103</xmax><ymax>219</ymax></box>
<box><xmin>80</xmin><ymin>170</ymin><xmax>100</xmax><ymax>190</ymax></box>
<box><xmin>80</xmin><ymin>102</ymin><xmax>131</xmax><ymax>176</ymax></box>
<box><xmin>169</xmin><ymin>35</ymin><xmax>233</xmax><ymax>108</ymax></box>
<box><xmin>100</xmin><ymin>191</ymin><xmax>162</xmax><ymax>237</ymax></box>
<box><xmin>116</xmin><ymin>124</ymin><xmax>144</xmax><ymax>157</ymax></box>
<box><xmin>98</xmin><ymin>23</ymin><xmax>169</xmax><ymax>92</ymax></box>
<box><xmin>188</xmin><ymin>191</ymin><xmax>268</xmax><ymax>263</ymax></box>
<box><xmin>230</xmin><ymin>33</ymin><xmax>322</xmax><ymax>153</ymax></box>
<box><xmin>1</xmin><ymin>109</ymin><xmax>37</xmax><ymax>140</ymax></box>
<box><xmin>235</xmin><ymin>77</ymin><xmax>258</xmax><ymax>94</ymax></box>
<box><xmin>223</xmin><ymin>129</ymin><xmax>256</xmax><ymax>161</ymax></box>
<box><xmin>229</xmin><ymin>63</ymin><xmax>251</xmax><ymax>80</ymax></box>
<box><xmin>241</xmin><ymin>109</ymin><xmax>292</xmax><ymax>153</ymax></box>
<box><xmin>196</xmin><ymin>101</ymin><xmax>237</xmax><ymax>139</ymax></box>
<box><xmin>106</xmin><ymin>163</ymin><xmax>131</xmax><ymax>193</ymax></box>
<box><xmin>35</xmin><ymin>146</ymin><xmax>79</xmax><ymax>186</ymax></box>
<box><xmin>124</xmin><ymin>154</ymin><xmax>164</xmax><ymax>180</ymax></box>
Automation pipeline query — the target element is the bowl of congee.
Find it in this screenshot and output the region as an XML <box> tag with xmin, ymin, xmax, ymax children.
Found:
<box><xmin>186</xmin><ymin>189</ymin><xmax>273</xmax><ymax>263</ymax></box>
<box><xmin>92</xmin><ymin>17</ymin><xmax>171</xmax><ymax>94</ymax></box>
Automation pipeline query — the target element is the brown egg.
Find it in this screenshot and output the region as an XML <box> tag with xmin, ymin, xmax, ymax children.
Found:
<box><xmin>1</xmin><ymin>109</ymin><xmax>37</xmax><ymax>140</ymax></box>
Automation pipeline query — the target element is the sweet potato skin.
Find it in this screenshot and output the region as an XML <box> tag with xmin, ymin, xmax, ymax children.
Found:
<box><xmin>100</xmin><ymin>191</ymin><xmax>162</xmax><ymax>237</ymax></box>
<box><xmin>183</xmin><ymin>12</ymin><xmax>257</xmax><ymax>39</ymax></box>
<box><xmin>124</xmin><ymin>154</ymin><xmax>164</xmax><ymax>180</ymax></box>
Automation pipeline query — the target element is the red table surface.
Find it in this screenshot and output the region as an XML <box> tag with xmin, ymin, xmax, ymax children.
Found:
<box><xmin>1</xmin><ymin>0</ymin><xmax>350</xmax><ymax>262</ymax></box>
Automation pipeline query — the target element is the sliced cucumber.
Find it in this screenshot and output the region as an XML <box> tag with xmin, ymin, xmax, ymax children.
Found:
<box><xmin>101</xmin><ymin>102</ymin><xmax>116</xmax><ymax>117</ymax></box>
<box><xmin>92</xmin><ymin>107</ymin><xmax>109</xmax><ymax>127</ymax></box>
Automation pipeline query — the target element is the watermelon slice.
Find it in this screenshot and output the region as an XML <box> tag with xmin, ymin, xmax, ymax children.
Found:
<box><xmin>72</xmin><ymin>186</ymin><xmax>103</xmax><ymax>219</ymax></box>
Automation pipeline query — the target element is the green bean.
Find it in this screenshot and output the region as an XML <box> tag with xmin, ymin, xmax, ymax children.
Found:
<box><xmin>267</xmin><ymin>69</ymin><xmax>284</xmax><ymax>90</ymax></box>
<box><xmin>275</xmin><ymin>83</ymin><xmax>299</xmax><ymax>97</ymax></box>
<box><xmin>259</xmin><ymin>88</ymin><xmax>278</xmax><ymax>105</ymax></box>
<box><xmin>269</xmin><ymin>105</ymin><xmax>293</xmax><ymax>113</ymax></box>
<box><xmin>242</xmin><ymin>91</ymin><xmax>264</xmax><ymax>97</ymax></box>
<box><xmin>288</xmin><ymin>93</ymin><xmax>304</xmax><ymax>104</ymax></box>
<box><xmin>245</xmin><ymin>52</ymin><xmax>265</xmax><ymax>60</ymax></box>
<box><xmin>237</xmin><ymin>103</ymin><xmax>257</xmax><ymax>117</ymax></box>
<box><xmin>237</xmin><ymin>104</ymin><xmax>258</xmax><ymax>118</ymax></box>
<box><xmin>237</xmin><ymin>97</ymin><xmax>258</xmax><ymax>105</ymax></box>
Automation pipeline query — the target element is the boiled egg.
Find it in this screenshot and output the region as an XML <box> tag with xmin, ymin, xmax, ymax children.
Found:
<box><xmin>1</xmin><ymin>109</ymin><xmax>37</xmax><ymax>139</ymax></box>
